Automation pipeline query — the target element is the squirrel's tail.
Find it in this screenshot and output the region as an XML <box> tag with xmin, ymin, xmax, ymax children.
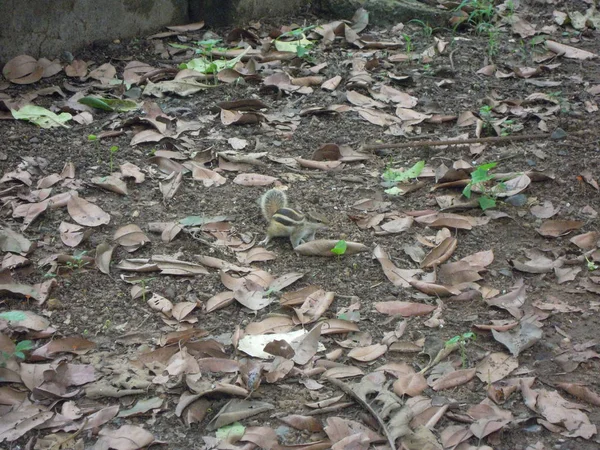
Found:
<box><xmin>260</xmin><ymin>189</ymin><xmax>287</xmax><ymax>221</ymax></box>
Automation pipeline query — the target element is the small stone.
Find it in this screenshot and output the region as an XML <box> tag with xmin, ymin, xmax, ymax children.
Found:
<box><xmin>29</xmin><ymin>137</ymin><xmax>40</xmax><ymax>144</ymax></box>
<box><xmin>526</xmin><ymin>159</ymin><xmax>536</xmax><ymax>166</ymax></box>
<box><xmin>505</xmin><ymin>194</ymin><xmax>527</xmax><ymax>207</ymax></box>
<box><xmin>557</xmin><ymin>149</ymin><xmax>569</xmax><ymax>156</ymax></box>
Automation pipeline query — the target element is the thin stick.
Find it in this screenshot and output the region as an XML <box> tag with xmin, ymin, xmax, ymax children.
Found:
<box><xmin>360</xmin><ymin>130</ymin><xmax>584</xmax><ymax>152</ymax></box>
<box><xmin>326</xmin><ymin>377</ymin><xmax>396</xmax><ymax>450</ymax></box>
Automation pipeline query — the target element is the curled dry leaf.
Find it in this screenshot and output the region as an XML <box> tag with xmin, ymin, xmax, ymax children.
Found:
<box><xmin>410</xmin><ymin>280</ymin><xmax>461</xmax><ymax>297</ymax></box>
<box><xmin>205</xmin><ymin>291</ymin><xmax>235</xmax><ymax>313</ymax></box>
<box><xmin>191</xmin><ymin>166</ymin><xmax>226</xmax><ymax>186</ymax></box>
<box><xmin>294</xmin><ymin>240</ymin><xmax>368</xmax><ymax>256</ymax></box>
<box><xmin>67</xmin><ymin>196</ymin><xmax>110</xmax><ymax>227</ymax></box>
<box><xmin>348</xmin><ymin>344</ymin><xmax>388</xmax><ymax>362</ymax></box>
<box><xmin>537</xmin><ymin>220</ymin><xmax>584</xmax><ymax>237</ymax></box>
<box><xmin>295</xmin><ymin>158</ymin><xmax>343</xmax><ymax>171</ymax></box>
<box><xmin>570</xmin><ymin>231</ymin><xmax>599</xmax><ymax>251</ymax></box>
<box><xmin>476</xmin><ymin>352</ymin><xmax>519</xmax><ymax>383</ymax></box>
<box><xmin>421</xmin><ymin>237</ymin><xmax>457</xmax><ymax>269</ymax></box>
<box><xmin>233</xmin><ymin>173</ymin><xmax>278</xmax><ymax>186</ymax></box>
<box><xmin>373</xmin><ymin>245</ymin><xmax>423</xmax><ymax>287</ymax></box>
<box><xmin>393</xmin><ymin>372</ymin><xmax>428</xmax><ymax>397</ymax></box>
<box><xmin>0</xmin><ymin>228</ymin><xmax>34</xmax><ymax>254</ymax></box>
<box><xmin>91</xmin><ymin>175</ymin><xmax>128</xmax><ymax>195</ymax></box>
<box><xmin>2</xmin><ymin>55</ymin><xmax>44</xmax><ymax>84</ymax></box>
<box><xmin>160</xmin><ymin>171</ymin><xmax>183</xmax><ymax>201</ymax></box>
<box><xmin>375</xmin><ymin>301</ymin><xmax>437</xmax><ymax>317</ymax></box>
<box><xmin>491</xmin><ymin>321</ymin><xmax>542</xmax><ymax>357</ymax></box>
<box><xmin>120</xmin><ymin>162</ymin><xmax>145</xmax><ymax>183</ymax></box>
<box><xmin>147</xmin><ymin>293</ymin><xmax>173</xmax><ymax>316</ymax></box>
<box><xmin>113</xmin><ymin>224</ymin><xmax>150</xmax><ymax>251</ymax></box>
<box><xmin>58</xmin><ymin>221</ymin><xmax>86</xmax><ymax>247</ymax></box>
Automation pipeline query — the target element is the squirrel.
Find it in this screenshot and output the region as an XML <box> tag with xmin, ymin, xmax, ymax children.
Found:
<box><xmin>258</xmin><ymin>189</ymin><xmax>327</xmax><ymax>248</ymax></box>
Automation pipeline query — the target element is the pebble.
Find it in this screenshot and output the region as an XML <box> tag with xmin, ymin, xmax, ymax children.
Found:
<box><xmin>505</xmin><ymin>194</ymin><xmax>527</xmax><ymax>207</ymax></box>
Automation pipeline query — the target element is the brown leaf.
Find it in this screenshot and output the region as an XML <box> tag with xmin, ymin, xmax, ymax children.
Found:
<box><xmin>233</xmin><ymin>173</ymin><xmax>278</xmax><ymax>186</ymax></box>
<box><xmin>2</xmin><ymin>55</ymin><xmax>44</xmax><ymax>84</ymax></box>
<box><xmin>91</xmin><ymin>175</ymin><xmax>128</xmax><ymax>195</ymax></box>
<box><xmin>59</xmin><ymin>221</ymin><xmax>87</xmax><ymax>247</ymax></box>
<box><xmin>113</xmin><ymin>224</ymin><xmax>150</xmax><ymax>251</ymax></box>
<box><xmin>374</xmin><ymin>301</ymin><xmax>436</xmax><ymax>317</ymax></box>
<box><xmin>570</xmin><ymin>231</ymin><xmax>599</xmax><ymax>251</ymax></box>
<box><xmin>421</xmin><ymin>237</ymin><xmax>457</xmax><ymax>268</ymax></box>
<box><xmin>393</xmin><ymin>372</ymin><xmax>428</xmax><ymax>396</ymax></box>
<box><xmin>537</xmin><ymin>220</ymin><xmax>584</xmax><ymax>237</ymax></box>
<box><xmin>556</xmin><ymin>383</ymin><xmax>600</xmax><ymax>407</ymax></box>
<box><xmin>431</xmin><ymin>368</ymin><xmax>477</xmax><ymax>391</ymax></box>
<box><xmin>491</xmin><ymin>321</ymin><xmax>542</xmax><ymax>357</ymax></box>
<box><xmin>67</xmin><ymin>196</ymin><xmax>110</xmax><ymax>227</ymax></box>
<box><xmin>294</xmin><ymin>240</ymin><xmax>368</xmax><ymax>256</ymax></box>
<box><xmin>348</xmin><ymin>343</ymin><xmax>387</xmax><ymax>362</ymax></box>
<box><xmin>292</xmin><ymin>324</ymin><xmax>322</xmax><ymax>365</ymax></box>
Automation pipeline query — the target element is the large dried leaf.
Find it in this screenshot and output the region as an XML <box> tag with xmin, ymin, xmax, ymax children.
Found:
<box><xmin>491</xmin><ymin>321</ymin><xmax>542</xmax><ymax>357</ymax></box>
<box><xmin>67</xmin><ymin>196</ymin><xmax>110</xmax><ymax>227</ymax></box>
<box><xmin>537</xmin><ymin>220</ymin><xmax>584</xmax><ymax>237</ymax></box>
<box><xmin>375</xmin><ymin>301</ymin><xmax>436</xmax><ymax>317</ymax></box>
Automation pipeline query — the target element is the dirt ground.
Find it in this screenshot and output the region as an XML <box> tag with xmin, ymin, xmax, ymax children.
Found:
<box><xmin>1</xmin><ymin>1</ymin><xmax>600</xmax><ymax>449</ymax></box>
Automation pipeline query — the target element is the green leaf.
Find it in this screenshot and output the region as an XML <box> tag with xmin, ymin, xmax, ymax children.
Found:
<box><xmin>478</xmin><ymin>196</ymin><xmax>496</xmax><ymax>210</ymax></box>
<box><xmin>384</xmin><ymin>186</ymin><xmax>404</xmax><ymax>196</ymax></box>
<box><xmin>331</xmin><ymin>240</ymin><xmax>347</xmax><ymax>255</ymax></box>
<box><xmin>462</xmin><ymin>184</ymin><xmax>472</xmax><ymax>198</ymax></box>
<box><xmin>216</xmin><ymin>423</ymin><xmax>245</xmax><ymax>440</ymax></box>
<box><xmin>15</xmin><ymin>340</ymin><xmax>34</xmax><ymax>352</ymax></box>
<box><xmin>0</xmin><ymin>311</ymin><xmax>27</xmax><ymax>321</ymax></box>
<box><xmin>470</xmin><ymin>165</ymin><xmax>495</xmax><ymax>184</ymax></box>
<box><xmin>11</xmin><ymin>105</ymin><xmax>72</xmax><ymax>129</ymax></box>
<box><xmin>88</xmin><ymin>134</ymin><xmax>98</xmax><ymax>141</ymax></box>
<box><xmin>14</xmin><ymin>351</ymin><xmax>25</xmax><ymax>360</ymax></box>
<box><xmin>383</xmin><ymin>161</ymin><xmax>425</xmax><ymax>182</ymax></box>
<box><xmin>180</xmin><ymin>47</ymin><xmax>251</xmax><ymax>75</ymax></box>
<box><xmin>274</xmin><ymin>34</ymin><xmax>313</xmax><ymax>53</ymax></box>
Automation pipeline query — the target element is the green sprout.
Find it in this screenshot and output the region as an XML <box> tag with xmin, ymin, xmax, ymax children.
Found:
<box><xmin>1</xmin><ymin>339</ymin><xmax>34</xmax><ymax>367</ymax></box>
<box><xmin>402</xmin><ymin>34</ymin><xmax>413</xmax><ymax>53</ymax></box>
<box><xmin>109</xmin><ymin>145</ymin><xmax>119</xmax><ymax>171</ymax></box>
<box><xmin>331</xmin><ymin>240</ymin><xmax>348</xmax><ymax>256</ymax></box>
<box><xmin>445</xmin><ymin>332</ymin><xmax>476</xmax><ymax>367</ymax></box>
<box><xmin>462</xmin><ymin>162</ymin><xmax>504</xmax><ymax>210</ymax></box>
<box><xmin>585</xmin><ymin>256</ymin><xmax>599</xmax><ymax>271</ymax></box>
<box><xmin>66</xmin><ymin>251</ymin><xmax>89</xmax><ymax>271</ymax></box>
<box><xmin>409</xmin><ymin>19</ymin><xmax>435</xmax><ymax>37</ymax></box>
<box><xmin>88</xmin><ymin>134</ymin><xmax>98</xmax><ymax>141</ymax></box>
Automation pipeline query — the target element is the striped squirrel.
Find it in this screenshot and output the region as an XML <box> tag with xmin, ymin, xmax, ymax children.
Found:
<box><xmin>258</xmin><ymin>189</ymin><xmax>327</xmax><ymax>248</ymax></box>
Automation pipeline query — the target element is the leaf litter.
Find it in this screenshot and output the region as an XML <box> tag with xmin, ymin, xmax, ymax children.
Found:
<box><xmin>1</xmin><ymin>1</ymin><xmax>600</xmax><ymax>448</ymax></box>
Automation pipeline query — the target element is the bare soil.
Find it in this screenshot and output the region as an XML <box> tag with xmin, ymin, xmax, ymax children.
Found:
<box><xmin>1</xmin><ymin>1</ymin><xmax>600</xmax><ymax>449</ymax></box>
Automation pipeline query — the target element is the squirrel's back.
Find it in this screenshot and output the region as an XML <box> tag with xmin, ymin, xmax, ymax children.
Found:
<box><xmin>260</xmin><ymin>189</ymin><xmax>288</xmax><ymax>221</ymax></box>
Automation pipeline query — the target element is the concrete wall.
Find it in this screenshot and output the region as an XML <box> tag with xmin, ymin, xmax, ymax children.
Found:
<box><xmin>0</xmin><ymin>0</ymin><xmax>311</xmax><ymax>65</ymax></box>
<box><xmin>190</xmin><ymin>0</ymin><xmax>311</xmax><ymax>27</ymax></box>
<box><xmin>0</xmin><ymin>0</ymin><xmax>189</xmax><ymax>63</ymax></box>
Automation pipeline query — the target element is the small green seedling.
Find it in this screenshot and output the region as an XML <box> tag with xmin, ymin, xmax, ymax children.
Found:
<box><xmin>88</xmin><ymin>134</ymin><xmax>98</xmax><ymax>141</ymax></box>
<box><xmin>109</xmin><ymin>145</ymin><xmax>119</xmax><ymax>171</ymax></box>
<box><xmin>479</xmin><ymin>104</ymin><xmax>493</xmax><ymax>129</ymax></box>
<box><xmin>331</xmin><ymin>240</ymin><xmax>348</xmax><ymax>256</ymax></box>
<box><xmin>409</xmin><ymin>19</ymin><xmax>435</xmax><ymax>37</ymax></box>
<box><xmin>1</xmin><ymin>339</ymin><xmax>34</xmax><ymax>367</ymax></box>
<box><xmin>445</xmin><ymin>332</ymin><xmax>476</xmax><ymax>367</ymax></box>
<box><xmin>463</xmin><ymin>162</ymin><xmax>503</xmax><ymax>210</ymax></box>
<box><xmin>402</xmin><ymin>34</ymin><xmax>413</xmax><ymax>53</ymax></box>
<box><xmin>383</xmin><ymin>160</ymin><xmax>425</xmax><ymax>183</ymax></box>
<box><xmin>585</xmin><ymin>256</ymin><xmax>598</xmax><ymax>271</ymax></box>
<box><xmin>66</xmin><ymin>251</ymin><xmax>89</xmax><ymax>271</ymax></box>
